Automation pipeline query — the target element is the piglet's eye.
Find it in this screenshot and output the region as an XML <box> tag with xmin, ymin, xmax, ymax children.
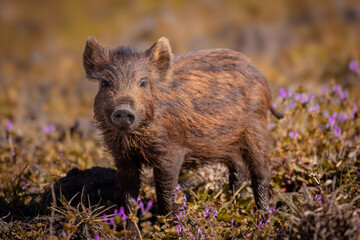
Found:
<box><xmin>139</xmin><ymin>78</ymin><xmax>149</xmax><ymax>89</ymax></box>
<box><xmin>101</xmin><ymin>80</ymin><xmax>110</xmax><ymax>88</ymax></box>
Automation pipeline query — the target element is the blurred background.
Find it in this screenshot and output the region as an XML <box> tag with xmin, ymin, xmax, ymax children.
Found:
<box><xmin>0</xmin><ymin>0</ymin><xmax>359</xmax><ymax>132</ymax></box>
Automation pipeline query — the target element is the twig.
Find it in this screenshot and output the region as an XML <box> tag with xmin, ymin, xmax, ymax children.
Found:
<box><xmin>50</xmin><ymin>182</ymin><xmax>56</xmax><ymax>236</ymax></box>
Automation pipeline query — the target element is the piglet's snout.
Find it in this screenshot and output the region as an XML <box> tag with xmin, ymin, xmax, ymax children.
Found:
<box><xmin>111</xmin><ymin>104</ymin><xmax>136</xmax><ymax>128</ymax></box>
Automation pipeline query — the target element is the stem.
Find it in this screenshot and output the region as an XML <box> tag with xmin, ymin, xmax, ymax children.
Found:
<box><xmin>188</xmin><ymin>209</ymin><xmax>208</xmax><ymax>235</ymax></box>
<box><xmin>134</xmin><ymin>221</ymin><xmax>142</xmax><ymax>240</ymax></box>
<box><xmin>123</xmin><ymin>221</ymin><xmax>126</xmax><ymax>231</ymax></box>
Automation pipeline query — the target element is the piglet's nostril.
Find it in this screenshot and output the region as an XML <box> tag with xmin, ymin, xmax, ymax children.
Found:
<box><xmin>111</xmin><ymin>105</ymin><xmax>136</xmax><ymax>127</ymax></box>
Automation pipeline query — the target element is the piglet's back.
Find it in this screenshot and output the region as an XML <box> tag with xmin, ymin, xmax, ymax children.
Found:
<box><xmin>158</xmin><ymin>49</ymin><xmax>272</xmax><ymax>121</ymax></box>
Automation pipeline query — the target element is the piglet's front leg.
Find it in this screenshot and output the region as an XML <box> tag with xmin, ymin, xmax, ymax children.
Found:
<box><xmin>116</xmin><ymin>159</ymin><xmax>141</xmax><ymax>234</ymax></box>
<box><xmin>116</xmin><ymin>160</ymin><xmax>141</xmax><ymax>207</ymax></box>
<box><xmin>153</xmin><ymin>150</ymin><xmax>185</xmax><ymax>215</ymax></box>
<box><xmin>154</xmin><ymin>167</ymin><xmax>181</xmax><ymax>215</ymax></box>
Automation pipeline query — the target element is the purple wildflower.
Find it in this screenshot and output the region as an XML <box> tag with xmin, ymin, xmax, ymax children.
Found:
<box><xmin>269</xmin><ymin>206</ymin><xmax>276</xmax><ymax>214</ymax></box>
<box><xmin>272</xmin><ymin>102</ymin><xmax>277</xmax><ymax>108</ymax></box>
<box><xmin>119</xmin><ymin>206</ymin><xmax>125</xmax><ymax>215</ymax></box>
<box><xmin>333</xmin><ymin>85</ymin><xmax>346</xmax><ymax>100</ymax></box>
<box><xmin>333</xmin><ymin>85</ymin><xmax>341</xmax><ymax>95</ymax></box>
<box><xmin>265</xmin><ymin>218</ymin><xmax>271</xmax><ymax>224</ymax></box>
<box><xmin>139</xmin><ymin>201</ymin><xmax>145</xmax><ymax>213</ymax></box>
<box><xmin>109</xmin><ymin>217</ymin><xmax>115</xmax><ymax>225</ymax></box>
<box><xmin>119</xmin><ymin>206</ymin><xmax>127</xmax><ymax>220</ymax></box>
<box><xmin>351</xmin><ymin>103</ymin><xmax>359</xmax><ymax>119</ymax></box>
<box><xmin>337</xmin><ymin>112</ymin><xmax>346</xmax><ymax>122</ymax></box>
<box><xmin>176</xmin><ymin>184</ymin><xmax>181</xmax><ymax>191</ymax></box>
<box><xmin>138</xmin><ymin>200</ymin><xmax>153</xmax><ymax>215</ymax></box>
<box><xmin>296</xmin><ymin>92</ymin><xmax>313</xmax><ymax>104</ymax></box>
<box><xmin>289</xmin><ymin>131</ymin><xmax>298</xmax><ymax>138</ymax></box>
<box><xmin>324</xmin><ymin>110</ymin><xmax>329</xmax><ymax>118</ymax></box>
<box><xmin>102</xmin><ymin>214</ymin><xmax>108</xmax><ymax>224</ymax></box>
<box><xmin>10</xmin><ymin>150</ymin><xmax>15</xmax><ymax>156</ymax></box>
<box><xmin>6</xmin><ymin>121</ymin><xmax>13</xmax><ymax>131</ymax></box>
<box><xmin>294</xmin><ymin>93</ymin><xmax>301</xmax><ymax>102</ymax></box>
<box><xmin>94</xmin><ymin>233</ymin><xmax>100</xmax><ymax>240</ymax></box>
<box><xmin>312</xmin><ymin>194</ymin><xmax>323</xmax><ymax>203</ymax></box>
<box><xmin>203</xmin><ymin>206</ymin><xmax>209</xmax><ymax>218</ymax></box>
<box><xmin>356</xmin><ymin>170</ymin><xmax>360</xmax><ymax>175</ymax></box>
<box><xmin>59</xmin><ymin>152</ymin><xmax>63</xmax><ymax>158</ymax></box>
<box><xmin>114</xmin><ymin>209</ymin><xmax>118</xmax><ymax>216</ymax></box>
<box><xmin>256</xmin><ymin>219</ymin><xmax>263</xmax><ymax>229</ymax></box>
<box><xmin>308</xmin><ymin>93</ymin><xmax>314</xmax><ymax>102</ymax></box>
<box><xmin>339</xmin><ymin>92</ymin><xmax>345</xmax><ymax>100</ymax></box>
<box><xmin>211</xmin><ymin>208</ymin><xmax>217</xmax><ymax>217</ymax></box>
<box><xmin>349</xmin><ymin>60</ymin><xmax>359</xmax><ymax>72</ymax></box>
<box><xmin>314</xmin><ymin>104</ymin><xmax>320</xmax><ymax>113</ymax></box>
<box><xmin>183</xmin><ymin>194</ymin><xmax>187</xmax><ymax>207</ymax></box>
<box><xmin>137</xmin><ymin>195</ymin><xmax>141</xmax><ymax>204</ymax></box>
<box><xmin>268</xmin><ymin>123</ymin><xmax>275</xmax><ymax>130</ymax></box>
<box><xmin>179</xmin><ymin>211</ymin><xmax>184</xmax><ymax>220</ymax></box>
<box><xmin>308</xmin><ymin>104</ymin><xmax>320</xmax><ymax>113</ymax></box>
<box><xmin>301</xmin><ymin>93</ymin><xmax>308</xmax><ymax>103</ymax></box>
<box><xmin>332</xmin><ymin>125</ymin><xmax>342</xmax><ymax>138</ymax></box>
<box><xmin>174</xmin><ymin>192</ymin><xmax>177</xmax><ymax>200</ymax></box>
<box><xmin>22</xmin><ymin>185</ymin><xmax>28</xmax><ymax>190</ymax></box>
<box><xmin>321</xmin><ymin>85</ymin><xmax>327</xmax><ymax>95</ymax></box>
<box><xmin>231</xmin><ymin>218</ymin><xmax>234</xmax><ymax>227</ymax></box>
<box><xmin>30</xmin><ymin>187</ymin><xmax>35</xmax><ymax>193</ymax></box>
<box><xmin>279</xmin><ymin>88</ymin><xmax>289</xmax><ymax>99</ymax></box>
<box><xmin>146</xmin><ymin>200</ymin><xmax>153</xmax><ymax>211</ymax></box>
<box><xmin>43</xmin><ymin>124</ymin><xmax>56</xmax><ymax>134</ymax></box>
<box><xmin>175</xmin><ymin>224</ymin><xmax>182</xmax><ymax>234</ymax></box>
<box><xmin>327</xmin><ymin>112</ymin><xmax>337</xmax><ymax>128</ymax></box>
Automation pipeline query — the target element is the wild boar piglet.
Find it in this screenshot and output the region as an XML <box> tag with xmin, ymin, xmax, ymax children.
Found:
<box><xmin>83</xmin><ymin>36</ymin><xmax>283</xmax><ymax>216</ymax></box>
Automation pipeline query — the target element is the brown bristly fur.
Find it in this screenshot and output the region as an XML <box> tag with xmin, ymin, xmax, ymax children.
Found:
<box><xmin>83</xmin><ymin>36</ymin><xmax>283</xmax><ymax>222</ymax></box>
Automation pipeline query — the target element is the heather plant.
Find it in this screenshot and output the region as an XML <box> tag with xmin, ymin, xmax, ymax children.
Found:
<box><xmin>1</xmin><ymin>84</ymin><xmax>360</xmax><ymax>239</ymax></box>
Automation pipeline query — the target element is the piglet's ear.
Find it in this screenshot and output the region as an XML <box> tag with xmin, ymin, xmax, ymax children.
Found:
<box><xmin>83</xmin><ymin>36</ymin><xmax>107</xmax><ymax>79</ymax></box>
<box><xmin>145</xmin><ymin>37</ymin><xmax>173</xmax><ymax>80</ymax></box>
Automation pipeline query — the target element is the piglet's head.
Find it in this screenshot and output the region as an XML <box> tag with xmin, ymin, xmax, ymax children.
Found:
<box><xmin>83</xmin><ymin>37</ymin><xmax>173</xmax><ymax>133</ymax></box>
